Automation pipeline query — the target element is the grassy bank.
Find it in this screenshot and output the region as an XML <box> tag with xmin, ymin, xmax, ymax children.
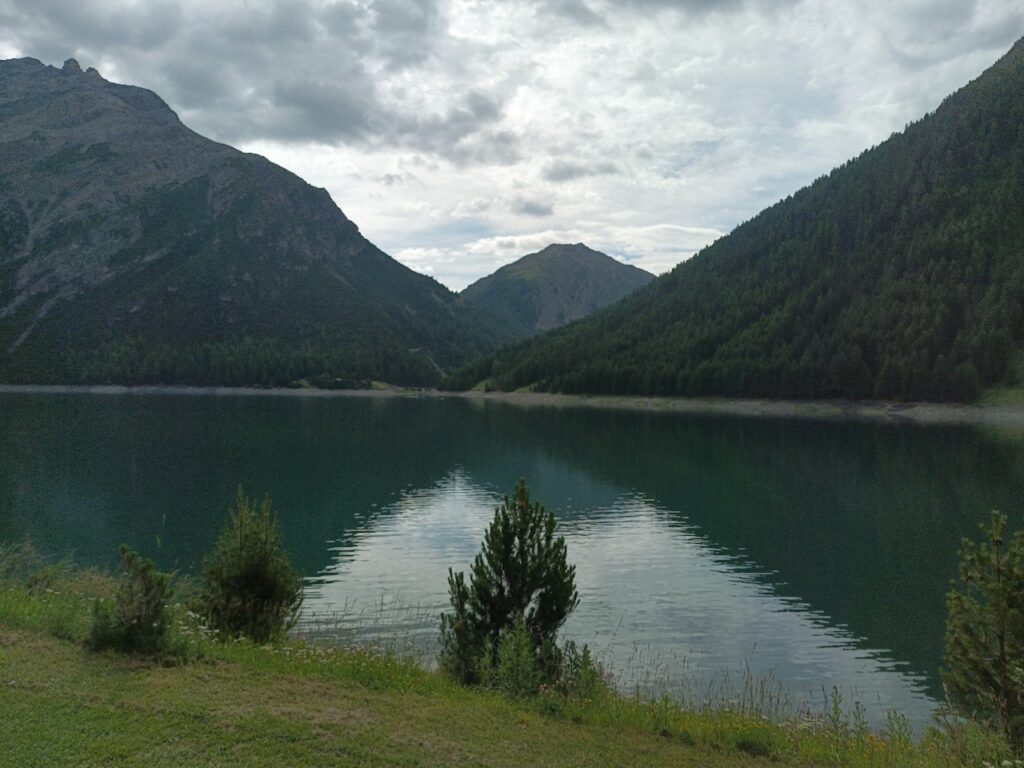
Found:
<box><xmin>0</xmin><ymin>555</ymin><xmax>1013</xmax><ymax>768</ymax></box>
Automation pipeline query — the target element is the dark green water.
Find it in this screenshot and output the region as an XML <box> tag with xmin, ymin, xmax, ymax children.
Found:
<box><xmin>2</xmin><ymin>391</ymin><xmax>1022</xmax><ymax>725</ymax></box>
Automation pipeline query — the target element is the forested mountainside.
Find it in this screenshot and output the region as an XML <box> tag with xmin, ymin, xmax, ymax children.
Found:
<box><xmin>460</xmin><ymin>243</ymin><xmax>653</xmax><ymax>341</ymax></box>
<box><xmin>444</xmin><ymin>38</ymin><xmax>1024</xmax><ymax>402</ymax></box>
<box><xmin>0</xmin><ymin>58</ymin><xmax>508</xmax><ymax>387</ymax></box>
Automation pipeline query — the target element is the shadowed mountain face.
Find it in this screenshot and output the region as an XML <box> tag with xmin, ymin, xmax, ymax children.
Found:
<box><xmin>446</xmin><ymin>39</ymin><xmax>1024</xmax><ymax>402</ymax></box>
<box><xmin>460</xmin><ymin>243</ymin><xmax>653</xmax><ymax>340</ymax></box>
<box><xmin>0</xmin><ymin>58</ymin><xmax>507</xmax><ymax>387</ymax></box>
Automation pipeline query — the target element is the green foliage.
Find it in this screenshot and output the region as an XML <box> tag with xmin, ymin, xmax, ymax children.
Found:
<box><xmin>928</xmin><ymin>706</ymin><xmax>1016</xmax><ymax>765</ymax></box>
<box><xmin>943</xmin><ymin>511</ymin><xmax>1024</xmax><ymax>747</ymax></box>
<box><xmin>440</xmin><ymin>480</ymin><xmax>579</xmax><ymax>687</ymax></box>
<box><xmin>494</xmin><ymin>617</ymin><xmax>542</xmax><ymax>697</ymax></box>
<box><xmin>197</xmin><ymin>488</ymin><xmax>303</xmax><ymax>643</ymax></box>
<box><xmin>440</xmin><ymin>568</ymin><xmax>484</xmax><ymax>683</ymax></box>
<box><xmin>59</xmin><ymin>336</ymin><xmax>442</xmax><ymax>389</ymax></box>
<box><xmin>445</xmin><ymin>40</ymin><xmax>1024</xmax><ymax>403</ymax></box>
<box><xmin>0</xmin><ymin>541</ymin><xmax>102</xmax><ymax>642</ymax></box>
<box><xmin>651</xmin><ymin>695</ymin><xmax>675</xmax><ymax>738</ymax></box>
<box><xmin>89</xmin><ymin>544</ymin><xmax>173</xmax><ymax>655</ymax></box>
<box><xmin>555</xmin><ymin>640</ymin><xmax>603</xmax><ymax>699</ymax></box>
<box><xmin>2</xmin><ymin>550</ymin><xmax>1020</xmax><ymax>768</ymax></box>
<box><xmin>733</xmin><ymin>726</ymin><xmax>781</xmax><ymax>759</ymax></box>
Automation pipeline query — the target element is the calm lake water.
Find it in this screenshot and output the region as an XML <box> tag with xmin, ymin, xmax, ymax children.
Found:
<box><xmin>2</xmin><ymin>391</ymin><xmax>1023</xmax><ymax>726</ymax></box>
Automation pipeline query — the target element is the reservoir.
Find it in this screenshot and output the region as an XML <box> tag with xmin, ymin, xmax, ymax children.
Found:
<box><xmin>3</xmin><ymin>390</ymin><xmax>1021</xmax><ymax>727</ymax></box>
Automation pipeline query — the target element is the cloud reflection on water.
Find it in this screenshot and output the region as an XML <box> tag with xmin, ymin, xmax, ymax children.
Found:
<box><xmin>303</xmin><ymin>470</ymin><xmax>935</xmax><ymax>727</ymax></box>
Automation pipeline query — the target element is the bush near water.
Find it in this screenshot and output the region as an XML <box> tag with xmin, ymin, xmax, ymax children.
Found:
<box><xmin>1</xmin><ymin>488</ymin><xmax>1024</xmax><ymax>765</ymax></box>
<box><xmin>440</xmin><ymin>480</ymin><xmax>581</xmax><ymax>691</ymax></box>
<box><xmin>88</xmin><ymin>544</ymin><xmax>174</xmax><ymax>656</ymax></box>
<box><xmin>196</xmin><ymin>487</ymin><xmax>304</xmax><ymax>643</ymax></box>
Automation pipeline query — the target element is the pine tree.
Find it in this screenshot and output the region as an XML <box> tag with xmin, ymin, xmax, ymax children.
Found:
<box><xmin>943</xmin><ymin>512</ymin><xmax>1024</xmax><ymax>746</ymax></box>
<box><xmin>197</xmin><ymin>488</ymin><xmax>304</xmax><ymax>643</ymax></box>
<box><xmin>440</xmin><ymin>480</ymin><xmax>579</xmax><ymax>685</ymax></box>
<box><xmin>89</xmin><ymin>545</ymin><xmax>173</xmax><ymax>655</ymax></box>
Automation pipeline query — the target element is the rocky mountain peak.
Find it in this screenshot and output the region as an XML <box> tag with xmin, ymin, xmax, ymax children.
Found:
<box><xmin>0</xmin><ymin>57</ymin><xmax>507</xmax><ymax>386</ymax></box>
<box><xmin>461</xmin><ymin>242</ymin><xmax>654</xmax><ymax>339</ymax></box>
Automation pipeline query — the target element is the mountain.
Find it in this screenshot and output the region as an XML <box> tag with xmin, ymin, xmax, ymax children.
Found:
<box><xmin>444</xmin><ymin>38</ymin><xmax>1024</xmax><ymax>403</ymax></box>
<box><xmin>0</xmin><ymin>58</ymin><xmax>507</xmax><ymax>387</ymax></box>
<box><xmin>460</xmin><ymin>243</ymin><xmax>653</xmax><ymax>340</ymax></box>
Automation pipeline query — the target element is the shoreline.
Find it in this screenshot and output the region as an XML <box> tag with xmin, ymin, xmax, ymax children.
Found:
<box><xmin>2</xmin><ymin>382</ymin><xmax>1024</xmax><ymax>429</ymax></box>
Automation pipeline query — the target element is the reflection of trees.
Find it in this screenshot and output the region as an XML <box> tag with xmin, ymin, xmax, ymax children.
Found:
<box><xmin>4</xmin><ymin>392</ymin><xmax>1024</xmax><ymax>695</ymax></box>
<box><xmin>457</xmin><ymin>402</ymin><xmax>1024</xmax><ymax>690</ymax></box>
<box><xmin>0</xmin><ymin>395</ymin><xmax>477</xmax><ymax>574</ymax></box>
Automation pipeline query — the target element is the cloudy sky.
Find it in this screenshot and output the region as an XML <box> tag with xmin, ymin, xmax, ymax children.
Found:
<box><xmin>2</xmin><ymin>0</ymin><xmax>1021</xmax><ymax>289</ymax></box>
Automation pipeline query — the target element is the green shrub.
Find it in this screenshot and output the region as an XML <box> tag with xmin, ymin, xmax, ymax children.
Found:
<box><xmin>733</xmin><ymin>726</ymin><xmax>781</xmax><ymax>759</ymax></box>
<box><xmin>926</xmin><ymin>707</ymin><xmax>1015</xmax><ymax>765</ymax></box>
<box><xmin>651</xmin><ymin>695</ymin><xmax>675</xmax><ymax>738</ymax></box>
<box><xmin>557</xmin><ymin>640</ymin><xmax>604</xmax><ymax>699</ymax></box>
<box><xmin>943</xmin><ymin>511</ymin><xmax>1024</xmax><ymax>748</ymax></box>
<box><xmin>89</xmin><ymin>545</ymin><xmax>173</xmax><ymax>655</ymax></box>
<box><xmin>197</xmin><ymin>487</ymin><xmax>303</xmax><ymax>643</ymax></box>
<box><xmin>495</xmin><ymin>618</ymin><xmax>542</xmax><ymax>697</ymax></box>
<box><xmin>440</xmin><ymin>480</ymin><xmax>578</xmax><ymax>687</ymax></box>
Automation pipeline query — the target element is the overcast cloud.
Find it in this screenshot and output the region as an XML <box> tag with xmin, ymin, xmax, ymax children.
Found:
<box><xmin>1</xmin><ymin>0</ymin><xmax>1021</xmax><ymax>288</ymax></box>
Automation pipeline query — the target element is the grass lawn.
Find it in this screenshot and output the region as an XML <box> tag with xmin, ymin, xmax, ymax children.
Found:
<box><xmin>0</xmin><ymin>557</ymin><xmax>1014</xmax><ymax>767</ymax></box>
<box><xmin>2</xmin><ymin>624</ymin><xmax>797</xmax><ymax>768</ymax></box>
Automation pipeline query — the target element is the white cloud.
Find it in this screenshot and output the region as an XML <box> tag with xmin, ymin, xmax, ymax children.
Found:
<box><xmin>3</xmin><ymin>0</ymin><xmax>1022</xmax><ymax>289</ymax></box>
<box><xmin>450</xmin><ymin>197</ymin><xmax>495</xmax><ymax>217</ymax></box>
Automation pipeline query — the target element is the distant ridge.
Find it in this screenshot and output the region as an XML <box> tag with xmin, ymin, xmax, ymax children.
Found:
<box><xmin>461</xmin><ymin>243</ymin><xmax>653</xmax><ymax>340</ymax></box>
<box><xmin>445</xmin><ymin>38</ymin><xmax>1024</xmax><ymax>402</ymax></box>
<box><xmin>0</xmin><ymin>58</ymin><xmax>507</xmax><ymax>387</ymax></box>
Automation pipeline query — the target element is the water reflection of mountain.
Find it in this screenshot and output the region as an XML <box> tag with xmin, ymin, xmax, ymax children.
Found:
<box><xmin>453</xmin><ymin>400</ymin><xmax>1024</xmax><ymax>690</ymax></box>
<box><xmin>0</xmin><ymin>394</ymin><xmax>470</xmax><ymax>573</ymax></box>
<box><xmin>3</xmin><ymin>391</ymin><xmax>1023</xmax><ymax>697</ymax></box>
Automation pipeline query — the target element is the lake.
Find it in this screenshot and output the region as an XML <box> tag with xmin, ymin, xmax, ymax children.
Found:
<box><xmin>2</xmin><ymin>390</ymin><xmax>1022</xmax><ymax>727</ymax></box>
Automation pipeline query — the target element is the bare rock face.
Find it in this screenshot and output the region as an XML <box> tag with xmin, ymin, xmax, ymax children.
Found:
<box><xmin>0</xmin><ymin>58</ymin><xmax>503</xmax><ymax>385</ymax></box>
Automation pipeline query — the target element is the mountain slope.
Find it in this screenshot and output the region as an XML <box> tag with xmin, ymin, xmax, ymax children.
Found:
<box><xmin>0</xmin><ymin>58</ymin><xmax>506</xmax><ymax>387</ymax></box>
<box><xmin>445</xmin><ymin>38</ymin><xmax>1024</xmax><ymax>402</ymax></box>
<box><xmin>460</xmin><ymin>243</ymin><xmax>653</xmax><ymax>341</ymax></box>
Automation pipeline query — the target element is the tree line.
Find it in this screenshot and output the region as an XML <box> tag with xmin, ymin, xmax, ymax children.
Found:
<box><xmin>445</xmin><ymin>42</ymin><xmax>1024</xmax><ymax>402</ymax></box>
